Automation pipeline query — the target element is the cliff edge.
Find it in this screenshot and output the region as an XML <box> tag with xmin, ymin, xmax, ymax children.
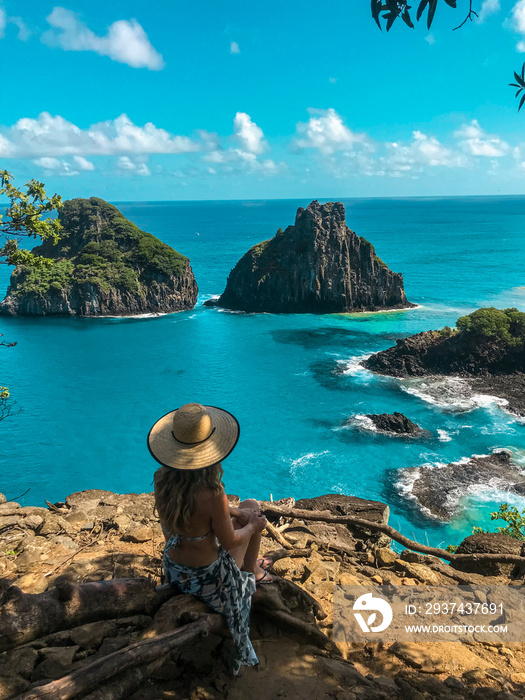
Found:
<box><xmin>0</xmin><ymin>197</ymin><xmax>198</xmax><ymax>316</ymax></box>
<box><xmin>205</xmin><ymin>200</ymin><xmax>414</xmax><ymax>313</ymax></box>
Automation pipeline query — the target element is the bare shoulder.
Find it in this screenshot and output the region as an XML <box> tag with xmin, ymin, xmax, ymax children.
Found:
<box><xmin>197</xmin><ymin>487</ymin><xmax>226</xmax><ymax>512</ymax></box>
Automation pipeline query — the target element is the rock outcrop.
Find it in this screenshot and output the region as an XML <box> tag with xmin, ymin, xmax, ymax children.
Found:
<box><xmin>453</xmin><ymin>532</ymin><xmax>525</xmax><ymax>577</ymax></box>
<box><xmin>205</xmin><ymin>200</ymin><xmax>414</xmax><ymax>313</ymax></box>
<box><xmin>365</xmin><ymin>412</ymin><xmax>425</xmax><ymax>436</ymax></box>
<box><xmin>396</xmin><ymin>450</ymin><xmax>525</xmax><ymax>521</ymax></box>
<box><xmin>363</xmin><ymin>308</ymin><xmax>525</xmax><ymax>415</ymax></box>
<box><xmin>0</xmin><ymin>197</ymin><xmax>198</xmax><ymax>316</ymax></box>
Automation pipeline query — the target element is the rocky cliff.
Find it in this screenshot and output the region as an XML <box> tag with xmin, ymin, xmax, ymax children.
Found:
<box><xmin>0</xmin><ymin>198</ymin><xmax>198</xmax><ymax>316</ymax></box>
<box><xmin>205</xmin><ymin>200</ymin><xmax>414</xmax><ymax>313</ymax></box>
<box><xmin>363</xmin><ymin>308</ymin><xmax>525</xmax><ymax>415</ymax></box>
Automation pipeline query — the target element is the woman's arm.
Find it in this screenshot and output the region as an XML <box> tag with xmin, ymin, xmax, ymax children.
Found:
<box><xmin>211</xmin><ymin>490</ymin><xmax>265</xmax><ymax>549</ymax></box>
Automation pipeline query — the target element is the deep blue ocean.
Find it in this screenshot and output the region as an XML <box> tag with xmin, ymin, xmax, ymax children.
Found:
<box><xmin>1</xmin><ymin>196</ymin><xmax>525</xmax><ymax>549</ymax></box>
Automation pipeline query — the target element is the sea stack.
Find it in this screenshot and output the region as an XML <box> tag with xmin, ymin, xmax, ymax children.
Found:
<box><xmin>205</xmin><ymin>200</ymin><xmax>414</xmax><ymax>314</ymax></box>
<box><xmin>0</xmin><ymin>197</ymin><xmax>198</xmax><ymax>316</ymax></box>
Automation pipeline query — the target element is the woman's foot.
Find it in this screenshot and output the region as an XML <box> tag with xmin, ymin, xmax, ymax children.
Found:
<box><xmin>256</xmin><ymin>555</ymin><xmax>274</xmax><ymax>571</ymax></box>
<box><xmin>255</xmin><ymin>569</ymin><xmax>274</xmax><ymax>585</ymax></box>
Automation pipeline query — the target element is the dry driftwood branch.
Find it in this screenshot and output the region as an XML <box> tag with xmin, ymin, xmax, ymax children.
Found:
<box><xmin>263</xmin><ymin>547</ymin><xmax>313</xmax><ymax>562</ymax></box>
<box><xmin>264</xmin><ymin>520</ymin><xmax>293</xmax><ymax>549</ymax></box>
<box><xmin>260</xmin><ymin>504</ymin><xmax>525</xmax><ymax>566</ymax></box>
<box><xmin>0</xmin><ymin>578</ymin><xmax>176</xmax><ymax>652</ymax></box>
<box><xmin>14</xmin><ymin>613</ymin><xmax>222</xmax><ymax>700</ymax></box>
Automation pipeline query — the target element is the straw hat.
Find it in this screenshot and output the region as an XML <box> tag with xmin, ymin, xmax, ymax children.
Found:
<box><xmin>147</xmin><ymin>403</ymin><xmax>240</xmax><ymax>470</ymax></box>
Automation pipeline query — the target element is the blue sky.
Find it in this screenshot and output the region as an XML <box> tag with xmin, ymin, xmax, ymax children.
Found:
<box><xmin>2</xmin><ymin>0</ymin><xmax>525</xmax><ymax>200</ymax></box>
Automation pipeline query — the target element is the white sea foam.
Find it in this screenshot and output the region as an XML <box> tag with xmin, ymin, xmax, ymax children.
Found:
<box><xmin>437</xmin><ymin>429</ymin><xmax>452</xmax><ymax>442</ymax></box>
<box><xmin>351</xmin><ymin>414</ymin><xmax>378</xmax><ymax>432</ymax></box>
<box><xmin>337</xmin><ymin>353</ymin><xmax>373</xmax><ymax>377</ymax></box>
<box><xmin>400</xmin><ymin>376</ymin><xmax>509</xmax><ymax>413</ymax></box>
<box><xmin>288</xmin><ymin>451</ymin><xmax>330</xmax><ymax>477</ymax></box>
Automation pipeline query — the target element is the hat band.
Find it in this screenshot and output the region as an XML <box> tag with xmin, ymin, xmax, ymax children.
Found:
<box><xmin>171</xmin><ymin>426</ymin><xmax>216</xmax><ymax>446</ymax></box>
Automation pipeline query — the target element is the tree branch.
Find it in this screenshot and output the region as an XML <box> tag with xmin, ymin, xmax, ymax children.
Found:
<box><xmin>260</xmin><ymin>504</ymin><xmax>525</xmax><ymax>566</ymax></box>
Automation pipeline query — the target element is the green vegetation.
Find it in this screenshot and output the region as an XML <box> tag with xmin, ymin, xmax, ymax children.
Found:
<box><xmin>473</xmin><ymin>503</ymin><xmax>525</xmax><ymax>541</ymax></box>
<box><xmin>359</xmin><ymin>236</ymin><xmax>387</xmax><ymax>269</ymax></box>
<box><xmin>12</xmin><ymin>197</ymin><xmax>187</xmax><ymax>299</ymax></box>
<box><xmin>1</xmin><ymin>172</ymin><xmax>63</xmax><ymax>418</ymax></box>
<box><xmin>0</xmin><ymin>170</ymin><xmax>62</xmax><ymax>268</ymax></box>
<box><xmin>456</xmin><ymin>307</ymin><xmax>525</xmax><ymax>346</ymax></box>
<box><xmin>438</xmin><ymin>325</ymin><xmax>457</xmax><ymax>338</ymax></box>
<box><xmin>14</xmin><ymin>260</ymin><xmax>74</xmax><ymax>298</ymax></box>
<box><xmin>447</xmin><ymin>503</ymin><xmax>525</xmax><ymax>551</ymax></box>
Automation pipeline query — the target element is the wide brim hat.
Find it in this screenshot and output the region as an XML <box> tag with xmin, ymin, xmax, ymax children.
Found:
<box><xmin>147</xmin><ymin>402</ymin><xmax>240</xmax><ymax>470</ymax></box>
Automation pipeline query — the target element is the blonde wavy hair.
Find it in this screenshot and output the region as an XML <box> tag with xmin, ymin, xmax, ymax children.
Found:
<box><xmin>153</xmin><ymin>463</ymin><xmax>224</xmax><ymax>533</ymax></box>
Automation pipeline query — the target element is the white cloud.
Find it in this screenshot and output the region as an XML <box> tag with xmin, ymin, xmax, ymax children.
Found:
<box><xmin>294</xmin><ymin>108</ymin><xmax>369</xmax><ymax>155</ymax></box>
<box><xmin>0</xmin><ymin>112</ymin><xmax>198</xmax><ymax>157</ymax></box>
<box><xmin>381</xmin><ymin>131</ymin><xmax>466</xmax><ymax>175</ymax></box>
<box><xmin>0</xmin><ymin>8</ymin><xmax>6</xmax><ymax>38</ymax></box>
<box><xmin>328</xmin><ymin>77</ymin><xmax>337</xmax><ymax>84</ymax></box>
<box><xmin>42</xmin><ymin>7</ymin><xmax>164</xmax><ymax>70</ymax></box>
<box><xmin>453</xmin><ymin>119</ymin><xmax>509</xmax><ymax>156</ymax></box>
<box><xmin>201</xmin><ymin>113</ymin><xmax>285</xmax><ymax>176</ymax></box>
<box><xmin>510</xmin><ymin>0</ymin><xmax>525</xmax><ymax>51</ymax></box>
<box><xmin>73</xmin><ymin>155</ymin><xmax>94</xmax><ymax>171</ymax></box>
<box><xmin>117</xmin><ymin>156</ymin><xmax>151</xmax><ymax>176</ymax></box>
<box><xmin>477</xmin><ymin>0</ymin><xmax>500</xmax><ymax>22</ymax></box>
<box><xmin>33</xmin><ymin>156</ymin><xmax>79</xmax><ymax>176</ymax></box>
<box><xmin>233</xmin><ymin>112</ymin><xmax>266</xmax><ymax>154</ymax></box>
<box><xmin>230</xmin><ymin>41</ymin><xmax>240</xmax><ymax>54</ymax></box>
<box><xmin>425</xmin><ymin>33</ymin><xmax>436</xmax><ymax>45</ymax></box>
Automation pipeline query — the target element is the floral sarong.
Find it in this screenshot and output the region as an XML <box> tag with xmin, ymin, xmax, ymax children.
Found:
<box><xmin>163</xmin><ymin>534</ymin><xmax>258</xmax><ymax>674</ymax></box>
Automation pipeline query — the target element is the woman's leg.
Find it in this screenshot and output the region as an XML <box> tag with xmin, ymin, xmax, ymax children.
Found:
<box><xmin>228</xmin><ymin>499</ymin><xmax>272</xmax><ymax>580</ymax></box>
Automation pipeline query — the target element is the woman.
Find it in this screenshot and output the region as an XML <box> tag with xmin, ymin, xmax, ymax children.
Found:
<box><xmin>148</xmin><ymin>402</ymin><xmax>272</xmax><ymax>674</ymax></box>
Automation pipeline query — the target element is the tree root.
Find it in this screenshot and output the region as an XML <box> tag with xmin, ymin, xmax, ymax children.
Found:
<box><xmin>14</xmin><ymin>613</ymin><xmax>222</xmax><ymax>700</ymax></box>
<box><xmin>0</xmin><ymin>577</ymin><xmax>176</xmax><ymax>652</ymax></box>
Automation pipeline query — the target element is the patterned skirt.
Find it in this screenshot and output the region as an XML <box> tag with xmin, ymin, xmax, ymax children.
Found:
<box><xmin>163</xmin><ymin>541</ymin><xmax>258</xmax><ymax>674</ymax></box>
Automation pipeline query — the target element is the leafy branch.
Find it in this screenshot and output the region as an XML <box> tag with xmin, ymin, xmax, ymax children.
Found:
<box><xmin>0</xmin><ymin>170</ymin><xmax>63</xmax><ymax>267</ymax></box>
<box><xmin>510</xmin><ymin>63</ymin><xmax>525</xmax><ymax>112</ymax></box>
<box><xmin>371</xmin><ymin>0</ymin><xmax>458</xmax><ymax>33</ymax></box>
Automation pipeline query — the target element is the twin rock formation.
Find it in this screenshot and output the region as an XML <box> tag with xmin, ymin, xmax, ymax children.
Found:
<box><xmin>0</xmin><ymin>199</ymin><xmax>412</xmax><ymax>317</ymax></box>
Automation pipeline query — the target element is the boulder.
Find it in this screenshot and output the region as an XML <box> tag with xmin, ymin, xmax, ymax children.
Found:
<box><xmin>295</xmin><ymin>494</ymin><xmax>390</xmax><ymax>548</ymax></box>
<box><xmin>365</xmin><ymin>412</ymin><xmax>426</xmax><ymax>436</ymax></box>
<box><xmin>453</xmin><ymin>533</ymin><xmax>525</xmax><ymax>577</ymax></box>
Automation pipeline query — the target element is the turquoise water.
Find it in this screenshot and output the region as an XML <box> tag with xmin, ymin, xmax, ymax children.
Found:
<box><xmin>1</xmin><ymin>196</ymin><xmax>525</xmax><ymax>548</ymax></box>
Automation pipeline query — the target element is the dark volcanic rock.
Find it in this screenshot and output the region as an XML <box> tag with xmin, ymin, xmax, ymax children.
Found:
<box><xmin>205</xmin><ymin>200</ymin><xmax>414</xmax><ymax>314</ymax></box>
<box><xmin>397</xmin><ymin>450</ymin><xmax>525</xmax><ymax>521</ymax></box>
<box><xmin>364</xmin><ymin>328</ymin><xmax>525</xmax><ymax>378</ymax></box>
<box><xmin>0</xmin><ymin>198</ymin><xmax>198</xmax><ymax>316</ymax></box>
<box><xmin>363</xmin><ymin>316</ymin><xmax>525</xmax><ymax>416</ymax></box>
<box><xmin>454</xmin><ymin>532</ymin><xmax>525</xmax><ymax>577</ymax></box>
<box><xmin>365</xmin><ymin>412</ymin><xmax>425</xmax><ymax>436</ymax></box>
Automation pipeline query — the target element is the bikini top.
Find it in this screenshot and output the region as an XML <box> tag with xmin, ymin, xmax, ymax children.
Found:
<box><xmin>161</xmin><ymin>522</ymin><xmax>214</xmax><ymax>549</ymax></box>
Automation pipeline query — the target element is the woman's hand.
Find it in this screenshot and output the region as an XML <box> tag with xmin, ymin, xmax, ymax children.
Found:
<box><xmin>249</xmin><ymin>510</ymin><xmax>267</xmax><ymax>533</ymax></box>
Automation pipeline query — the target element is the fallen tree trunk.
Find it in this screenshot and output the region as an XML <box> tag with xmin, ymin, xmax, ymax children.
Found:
<box><xmin>14</xmin><ymin>613</ymin><xmax>222</xmax><ymax>700</ymax></box>
<box><xmin>260</xmin><ymin>504</ymin><xmax>525</xmax><ymax>566</ymax></box>
<box><xmin>0</xmin><ymin>578</ymin><xmax>175</xmax><ymax>652</ymax></box>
